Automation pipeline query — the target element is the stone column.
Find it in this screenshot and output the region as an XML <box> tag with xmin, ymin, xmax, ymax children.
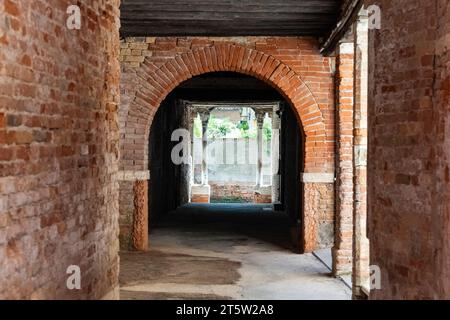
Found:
<box><xmin>254</xmin><ymin>110</ymin><xmax>271</xmax><ymax>203</ymax></box>
<box><xmin>199</xmin><ymin>110</ymin><xmax>210</xmax><ymax>186</ymax></box>
<box><xmin>191</xmin><ymin>109</ymin><xmax>211</xmax><ymax>203</ymax></box>
<box><xmin>255</xmin><ymin>110</ymin><xmax>265</xmax><ymax>187</ymax></box>
<box><xmin>188</xmin><ymin>108</ymin><xmax>199</xmax><ymax>202</ymax></box>
<box><xmin>271</xmin><ymin>105</ymin><xmax>281</xmax><ymax>203</ymax></box>
<box><xmin>353</xmin><ymin>11</ymin><xmax>370</xmax><ymax>298</ymax></box>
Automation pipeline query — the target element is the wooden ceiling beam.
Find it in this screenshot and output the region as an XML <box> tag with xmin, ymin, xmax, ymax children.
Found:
<box><xmin>120</xmin><ymin>0</ymin><xmax>341</xmax><ymax>37</ymax></box>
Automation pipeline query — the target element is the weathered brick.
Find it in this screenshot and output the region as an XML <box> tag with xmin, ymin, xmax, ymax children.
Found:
<box><xmin>7</xmin><ymin>131</ymin><xmax>33</xmax><ymax>144</ymax></box>
<box><xmin>368</xmin><ymin>0</ymin><xmax>450</xmax><ymax>300</ymax></box>
<box><xmin>4</xmin><ymin>0</ymin><xmax>20</xmax><ymax>17</ymax></box>
<box><xmin>0</xmin><ymin>0</ymin><xmax>121</xmax><ymax>300</ymax></box>
<box><xmin>6</xmin><ymin>114</ymin><xmax>22</xmax><ymax>127</ymax></box>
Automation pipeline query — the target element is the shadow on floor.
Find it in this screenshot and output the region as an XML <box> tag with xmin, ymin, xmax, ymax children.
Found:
<box><xmin>153</xmin><ymin>203</ymin><xmax>294</xmax><ymax>251</ymax></box>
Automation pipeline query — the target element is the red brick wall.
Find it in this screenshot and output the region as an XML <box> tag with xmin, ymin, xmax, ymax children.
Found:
<box><xmin>119</xmin><ymin>180</ymin><xmax>134</xmax><ymax>248</ymax></box>
<box><xmin>437</xmin><ymin>0</ymin><xmax>450</xmax><ymax>299</ymax></box>
<box><xmin>209</xmin><ymin>183</ymin><xmax>272</xmax><ymax>203</ymax></box>
<box><xmin>191</xmin><ymin>194</ymin><xmax>210</xmax><ymax>203</ymax></box>
<box><xmin>0</xmin><ymin>0</ymin><xmax>120</xmax><ymax>299</ymax></box>
<box><xmin>368</xmin><ymin>0</ymin><xmax>450</xmax><ymax>299</ymax></box>
<box><xmin>210</xmin><ymin>183</ymin><xmax>256</xmax><ymax>203</ymax></box>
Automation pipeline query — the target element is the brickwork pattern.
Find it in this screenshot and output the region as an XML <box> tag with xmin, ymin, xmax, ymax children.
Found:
<box><xmin>210</xmin><ymin>183</ymin><xmax>256</xmax><ymax>203</ymax></box>
<box><xmin>0</xmin><ymin>0</ymin><xmax>121</xmax><ymax>299</ymax></box>
<box><xmin>333</xmin><ymin>42</ymin><xmax>355</xmax><ymax>276</ymax></box>
<box><xmin>132</xmin><ymin>180</ymin><xmax>148</xmax><ymax>251</ymax></box>
<box><xmin>303</xmin><ymin>182</ymin><xmax>335</xmax><ymax>251</ymax></box>
<box><xmin>119</xmin><ymin>37</ymin><xmax>334</xmax><ymax>173</ymax></box>
<box><xmin>368</xmin><ymin>0</ymin><xmax>450</xmax><ymax>299</ymax></box>
<box><xmin>119</xmin><ymin>180</ymin><xmax>134</xmax><ymax>249</ymax></box>
<box><xmin>191</xmin><ymin>194</ymin><xmax>210</xmax><ymax>203</ymax></box>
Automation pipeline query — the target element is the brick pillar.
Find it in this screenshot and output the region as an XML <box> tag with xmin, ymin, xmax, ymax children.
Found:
<box><xmin>301</xmin><ymin>173</ymin><xmax>335</xmax><ymax>252</ymax></box>
<box><xmin>333</xmin><ymin>40</ymin><xmax>355</xmax><ymax>276</ymax></box>
<box><xmin>132</xmin><ymin>180</ymin><xmax>148</xmax><ymax>251</ymax></box>
<box><xmin>352</xmin><ymin>12</ymin><xmax>370</xmax><ymax>298</ymax></box>
<box><xmin>118</xmin><ymin>170</ymin><xmax>150</xmax><ymax>250</ymax></box>
<box><xmin>302</xmin><ymin>182</ymin><xmax>318</xmax><ymax>252</ymax></box>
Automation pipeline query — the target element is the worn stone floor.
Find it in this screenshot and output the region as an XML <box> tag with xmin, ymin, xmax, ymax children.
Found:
<box><xmin>119</xmin><ymin>203</ymin><xmax>351</xmax><ymax>300</ymax></box>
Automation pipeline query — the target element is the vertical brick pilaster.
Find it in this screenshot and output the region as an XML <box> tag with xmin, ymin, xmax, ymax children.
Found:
<box><xmin>132</xmin><ymin>180</ymin><xmax>148</xmax><ymax>251</ymax></box>
<box><xmin>333</xmin><ymin>40</ymin><xmax>355</xmax><ymax>276</ymax></box>
<box><xmin>301</xmin><ymin>173</ymin><xmax>335</xmax><ymax>252</ymax></box>
<box><xmin>302</xmin><ymin>182</ymin><xmax>319</xmax><ymax>252</ymax></box>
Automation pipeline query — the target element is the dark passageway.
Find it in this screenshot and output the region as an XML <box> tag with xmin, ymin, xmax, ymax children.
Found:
<box><xmin>156</xmin><ymin>203</ymin><xmax>292</xmax><ymax>250</ymax></box>
<box><xmin>148</xmin><ymin>72</ymin><xmax>307</xmax><ymax>250</ymax></box>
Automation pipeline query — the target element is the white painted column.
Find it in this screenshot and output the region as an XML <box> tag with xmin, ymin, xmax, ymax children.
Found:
<box><xmin>199</xmin><ymin>110</ymin><xmax>210</xmax><ymax>186</ymax></box>
<box><xmin>191</xmin><ymin>109</ymin><xmax>211</xmax><ymax>203</ymax></box>
<box><xmin>189</xmin><ymin>110</ymin><xmax>196</xmax><ymax>195</ymax></box>
<box><xmin>255</xmin><ymin>110</ymin><xmax>265</xmax><ymax>187</ymax></box>
<box><xmin>271</xmin><ymin>105</ymin><xmax>281</xmax><ymax>202</ymax></box>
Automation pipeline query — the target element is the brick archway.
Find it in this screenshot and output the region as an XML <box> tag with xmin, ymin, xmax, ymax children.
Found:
<box><xmin>121</xmin><ymin>43</ymin><xmax>330</xmax><ymax>252</ymax></box>
<box><xmin>124</xmin><ymin>43</ymin><xmax>326</xmax><ymax>169</ymax></box>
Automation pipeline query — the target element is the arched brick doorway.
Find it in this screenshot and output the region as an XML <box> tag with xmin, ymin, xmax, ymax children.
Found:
<box><xmin>119</xmin><ymin>43</ymin><xmax>332</xmax><ymax>253</ymax></box>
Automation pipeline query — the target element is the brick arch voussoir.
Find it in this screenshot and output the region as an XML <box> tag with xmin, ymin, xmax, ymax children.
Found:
<box><xmin>128</xmin><ymin>44</ymin><xmax>326</xmax><ymax>150</ymax></box>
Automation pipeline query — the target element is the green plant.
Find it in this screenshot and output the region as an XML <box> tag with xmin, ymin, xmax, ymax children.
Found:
<box><xmin>237</xmin><ymin>119</ymin><xmax>257</xmax><ymax>138</ymax></box>
<box><xmin>193</xmin><ymin>117</ymin><xmax>202</xmax><ymax>138</ymax></box>
<box><xmin>207</xmin><ymin>116</ymin><xmax>234</xmax><ymax>139</ymax></box>
<box><xmin>237</xmin><ymin>120</ymin><xmax>249</xmax><ymax>131</ymax></box>
<box><xmin>263</xmin><ymin>120</ymin><xmax>272</xmax><ymax>141</ymax></box>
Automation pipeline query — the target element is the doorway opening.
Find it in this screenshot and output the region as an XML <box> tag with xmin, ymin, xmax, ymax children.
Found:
<box><xmin>191</xmin><ymin>104</ymin><xmax>274</xmax><ymax>204</ymax></box>
<box><xmin>148</xmin><ymin>72</ymin><xmax>303</xmax><ymax>246</ymax></box>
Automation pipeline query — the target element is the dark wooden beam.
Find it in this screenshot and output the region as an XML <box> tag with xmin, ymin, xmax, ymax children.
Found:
<box><xmin>320</xmin><ymin>0</ymin><xmax>363</xmax><ymax>55</ymax></box>
<box><xmin>120</xmin><ymin>0</ymin><xmax>341</xmax><ymax>37</ymax></box>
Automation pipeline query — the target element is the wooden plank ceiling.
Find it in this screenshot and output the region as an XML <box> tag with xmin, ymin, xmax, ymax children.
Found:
<box><xmin>120</xmin><ymin>0</ymin><xmax>342</xmax><ymax>37</ymax></box>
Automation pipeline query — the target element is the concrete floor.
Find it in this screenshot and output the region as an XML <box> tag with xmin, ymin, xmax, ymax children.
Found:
<box><xmin>120</xmin><ymin>203</ymin><xmax>351</xmax><ymax>300</ymax></box>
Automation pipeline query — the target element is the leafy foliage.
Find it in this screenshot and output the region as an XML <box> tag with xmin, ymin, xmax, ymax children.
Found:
<box><xmin>207</xmin><ymin>116</ymin><xmax>235</xmax><ymax>139</ymax></box>
<box><xmin>263</xmin><ymin>119</ymin><xmax>272</xmax><ymax>141</ymax></box>
<box><xmin>192</xmin><ymin>113</ymin><xmax>272</xmax><ymax>141</ymax></box>
<box><xmin>193</xmin><ymin>117</ymin><xmax>202</xmax><ymax>138</ymax></box>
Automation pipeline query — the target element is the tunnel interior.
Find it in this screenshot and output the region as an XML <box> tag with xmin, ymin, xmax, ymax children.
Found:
<box><xmin>148</xmin><ymin>72</ymin><xmax>304</xmax><ymax>251</ymax></box>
